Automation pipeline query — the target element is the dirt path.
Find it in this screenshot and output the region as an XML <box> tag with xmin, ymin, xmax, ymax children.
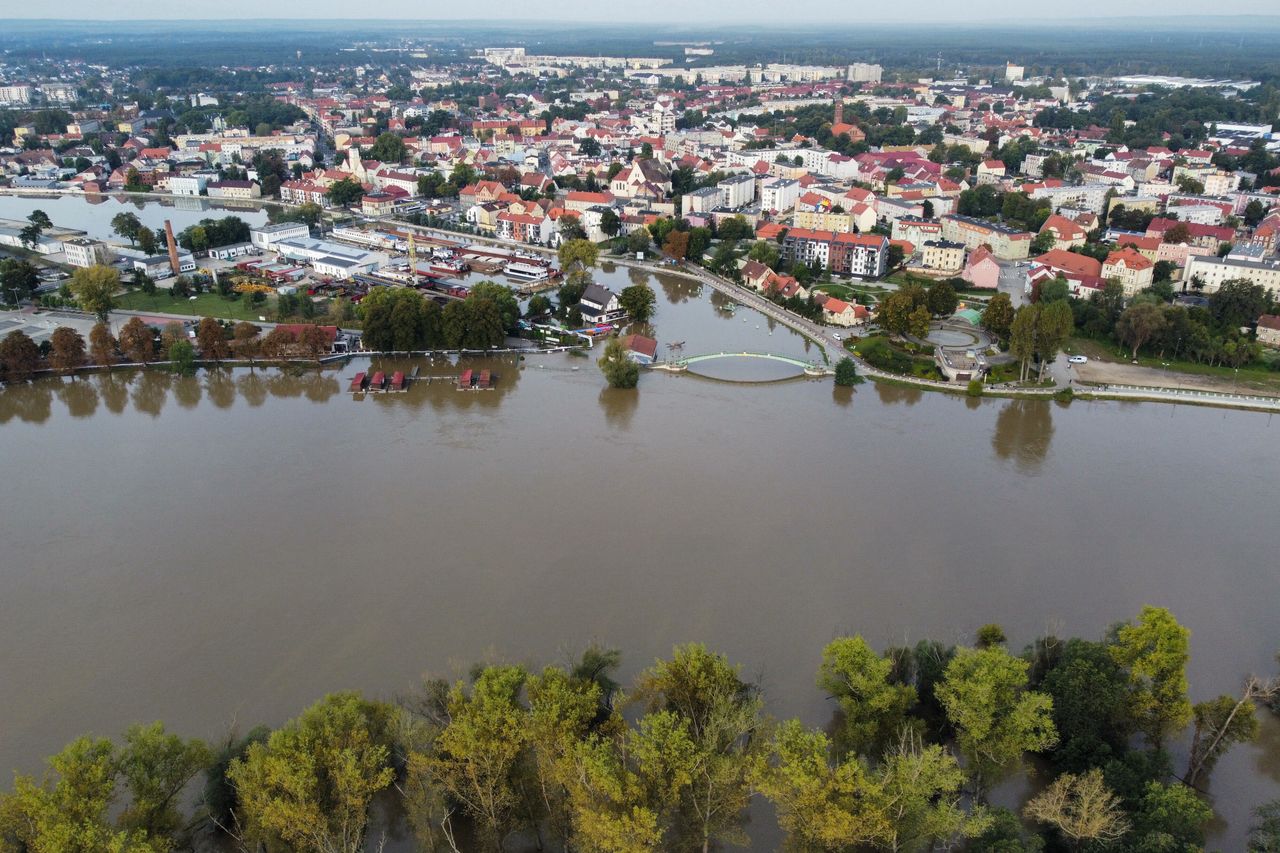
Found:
<box><xmin>1071</xmin><ymin>357</ymin><xmax>1280</xmax><ymax>398</ymax></box>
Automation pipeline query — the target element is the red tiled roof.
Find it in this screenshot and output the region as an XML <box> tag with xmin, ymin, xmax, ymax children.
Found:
<box><xmin>1033</xmin><ymin>249</ymin><xmax>1102</xmax><ymax>278</ymax></box>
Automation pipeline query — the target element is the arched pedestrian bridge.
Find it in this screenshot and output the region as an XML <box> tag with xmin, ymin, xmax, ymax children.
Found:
<box><xmin>651</xmin><ymin>351</ymin><xmax>833</xmax><ymax>377</ymax></box>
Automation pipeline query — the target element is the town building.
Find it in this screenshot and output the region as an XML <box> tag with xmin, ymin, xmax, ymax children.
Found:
<box><xmin>620</xmin><ymin>333</ymin><xmax>659</xmax><ymax>364</ymax></box>
<box><xmin>206</xmin><ymin>179</ymin><xmax>262</xmax><ymax>200</ymax></box>
<box><xmin>1257</xmin><ymin>315</ymin><xmax>1280</xmax><ymax>348</ymax></box>
<box><xmin>168</xmin><ymin>175</ymin><xmax>208</xmax><ymax>196</ymax></box>
<box><xmin>780</xmin><ymin>229</ymin><xmax>888</xmax><ymax>278</ymax></box>
<box><xmin>961</xmin><ymin>247</ymin><xmax>1001</xmax><ymax>289</ymax></box>
<box><xmin>847</xmin><ymin>63</ymin><xmax>883</xmax><ymax>83</ymax></box>
<box><xmin>717</xmin><ymin>173</ymin><xmax>756</xmax><ymax>209</ymax></box>
<box><xmin>62</xmin><ymin>238</ymin><xmax>107</xmax><ymax>268</ymax></box>
<box><xmin>759</xmin><ymin>177</ymin><xmax>800</xmax><ymax>214</ymax></box>
<box><xmin>1102</xmin><ymin>248</ymin><xmax>1155</xmax><ymax>296</ymax></box>
<box><xmin>579</xmin><ymin>283</ymin><xmax>626</xmax><ymax>324</ymax></box>
<box><xmin>941</xmin><ymin>215</ymin><xmax>1032</xmax><ymax>260</ymax></box>
<box><xmin>921</xmin><ymin>240</ymin><xmax>965</xmax><ymax>273</ymax></box>
<box><xmin>1184</xmin><ymin>254</ymin><xmax>1280</xmax><ymax>293</ymax></box>
<box><xmin>250</xmin><ymin>222</ymin><xmax>312</xmax><ymax>251</ymax></box>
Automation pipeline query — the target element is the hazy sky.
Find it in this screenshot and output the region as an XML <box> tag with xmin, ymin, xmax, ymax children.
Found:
<box><xmin>2</xmin><ymin>0</ymin><xmax>1271</xmax><ymax>22</ymax></box>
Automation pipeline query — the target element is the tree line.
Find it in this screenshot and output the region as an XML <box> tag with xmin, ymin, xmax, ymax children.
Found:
<box><xmin>2</xmin><ymin>607</ymin><xmax>1278</xmax><ymax>853</ymax></box>
<box><xmin>359</xmin><ymin>281</ymin><xmax>519</xmax><ymax>353</ymax></box>
<box><xmin>0</xmin><ymin>312</ymin><xmax>338</xmax><ymax>383</ymax></box>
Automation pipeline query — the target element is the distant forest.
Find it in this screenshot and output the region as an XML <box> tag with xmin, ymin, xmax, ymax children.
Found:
<box><xmin>3</xmin><ymin>19</ymin><xmax>1280</xmax><ymax>81</ymax></box>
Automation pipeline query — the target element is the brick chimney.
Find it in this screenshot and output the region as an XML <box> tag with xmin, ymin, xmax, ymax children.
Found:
<box><xmin>833</xmin><ymin>99</ymin><xmax>844</xmax><ymax>127</ymax></box>
<box><xmin>164</xmin><ymin>219</ymin><xmax>181</xmax><ymax>277</ymax></box>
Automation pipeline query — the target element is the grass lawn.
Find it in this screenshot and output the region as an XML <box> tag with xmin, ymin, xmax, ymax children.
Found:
<box><xmin>813</xmin><ymin>282</ymin><xmax>885</xmax><ymax>304</ymax></box>
<box><xmin>115</xmin><ymin>290</ymin><xmax>273</xmax><ymax>322</ymax></box>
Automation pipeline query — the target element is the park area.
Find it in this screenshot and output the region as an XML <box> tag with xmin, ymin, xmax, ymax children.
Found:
<box><xmin>114</xmin><ymin>290</ymin><xmax>273</xmax><ymax>323</ymax></box>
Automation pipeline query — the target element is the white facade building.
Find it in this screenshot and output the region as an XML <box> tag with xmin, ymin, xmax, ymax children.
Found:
<box><xmin>168</xmin><ymin>175</ymin><xmax>208</xmax><ymax>197</ymax></box>
<box><xmin>63</xmin><ymin>238</ymin><xmax>105</xmax><ymax>268</ymax></box>
<box><xmin>847</xmin><ymin>63</ymin><xmax>883</xmax><ymax>83</ymax></box>
<box><xmin>759</xmin><ymin>177</ymin><xmax>800</xmax><ymax>214</ymax></box>
<box><xmin>250</xmin><ymin>222</ymin><xmax>311</xmax><ymax>251</ymax></box>
<box><xmin>717</xmin><ymin>173</ymin><xmax>756</xmax><ymax>210</ymax></box>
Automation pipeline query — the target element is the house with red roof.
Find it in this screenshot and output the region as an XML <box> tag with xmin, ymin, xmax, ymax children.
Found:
<box><xmin>1103</xmin><ymin>248</ymin><xmax>1154</xmax><ymax>296</ymax></box>
<box><xmin>817</xmin><ymin>295</ymin><xmax>869</xmax><ymax>327</ymax></box>
<box><xmin>620</xmin><ymin>334</ymin><xmax>659</xmax><ymax>364</ymax></box>
<box><xmin>1039</xmin><ymin>214</ymin><xmax>1087</xmax><ymax>250</ymax></box>
<box><xmin>961</xmin><ymin>246</ymin><xmax>1001</xmax><ymax>289</ymax></box>
<box><xmin>1033</xmin><ymin>249</ymin><xmax>1103</xmax><ymax>279</ymax></box>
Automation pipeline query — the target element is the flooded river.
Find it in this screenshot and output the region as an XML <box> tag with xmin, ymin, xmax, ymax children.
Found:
<box><xmin>0</xmin><ymin>199</ymin><xmax>1278</xmax><ymax>848</ymax></box>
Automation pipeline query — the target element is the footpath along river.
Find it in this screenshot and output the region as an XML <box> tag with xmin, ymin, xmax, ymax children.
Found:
<box><xmin>0</xmin><ymin>194</ymin><xmax>1278</xmax><ymax>848</ymax></box>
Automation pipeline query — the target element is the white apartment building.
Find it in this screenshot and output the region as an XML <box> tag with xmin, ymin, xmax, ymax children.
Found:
<box><xmin>652</xmin><ymin>100</ymin><xmax>676</xmax><ymax>135</ymax></box>
<box><xmin>1028</xmin><ymin>183</ymin><xmax>1112</xmax><ymax>215</ymax></box>
<box><xmin>847</xmin><ymin>63</ymin><xmax>883</xmax><ymax>83</ymax></box>
<box><xmin>717</xmin><ymin>173</ymin><xmax>756</xmax><ymax>209</ymax></box>
<box><xmin>759</xmin><ymin>177</ymin><xmax>800</xmax><ymax>213</ymax></box>
<box><xmin>1185</xmin><ymin>255</ymin><xmax>1280</xmax><ymax>293</ymax></box>
<box><xmin>39</xmin><ymin>83</ymin><xmax>77</xmax><ymax>103</ymax></box>
<box><xmin>0</xmin><ymin>84</ymin><xmax>32</xmax><ymax>106</ymax></box>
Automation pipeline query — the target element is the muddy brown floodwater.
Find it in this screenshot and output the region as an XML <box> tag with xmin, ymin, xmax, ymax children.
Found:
<box><xmin>1</xmin><ymin>259</ymin><xmax>1278</xmax><ymax>850</ymax></box>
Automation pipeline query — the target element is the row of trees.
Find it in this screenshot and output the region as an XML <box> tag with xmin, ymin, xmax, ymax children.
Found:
<box><xmin>2</xmin><ymin>607</ymin><xmax>1276</xmax><ymax>853</ymax></box>
<box><xmin>0</xmin><ymin>316</ymin><xmax>334</xmax><ymax>382</ymax></box>
<box><xmin>359</xmin><ymin>282</ymin><xmax>518</xmax><ymax>352</ymax></box>
<box><xmin>1102</xmin><ymin>278</ymin><xmax>1276</xmax><ymax>367</ymax></box>
<box><xmin>176</xmin><ymin>216</ymin><xmax>251</xmax><ymax>253</ymax></box>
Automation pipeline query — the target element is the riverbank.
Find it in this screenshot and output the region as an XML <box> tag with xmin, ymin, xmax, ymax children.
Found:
<box><xmin>8</xmin><ymin>190</ymin><xmax>1275</xmax><ymax>414</ymax></box>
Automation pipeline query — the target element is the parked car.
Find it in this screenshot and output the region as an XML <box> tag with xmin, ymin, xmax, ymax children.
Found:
<box><xmin>1068</xmin><ymin>355</ymin><xmax>1088</xmax><ymax>364</ymax></box>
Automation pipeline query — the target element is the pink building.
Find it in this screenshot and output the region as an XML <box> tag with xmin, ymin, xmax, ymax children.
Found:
<box><xmin>960</xmin><ymin>247</ymin><xmax>1000</xmax><ymax>289</ymax></box>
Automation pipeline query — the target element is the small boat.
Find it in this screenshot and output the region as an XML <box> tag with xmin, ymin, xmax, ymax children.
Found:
<box><xmin>457</xmin><ymin>368</ymin><xmax>473</xmax><ymax>390</ymax></box>
<box><xmin>348</xmin><ymin>371</ymin><xmax>367</xmax><ymax>392</ymax></box>
<box><xmin>390</xmin><ymin>371</ymin><xmax>406</xmax><ymax>391</ymax></box>
<box><xmin>369</xmin><ymin>371</ymin><xmax>386</xmax><ymax>391</ymax></box>
<box><xmin>476</xmin><ymin>369</ymin><xmax>492</xmax><ymax>390</ymax></box>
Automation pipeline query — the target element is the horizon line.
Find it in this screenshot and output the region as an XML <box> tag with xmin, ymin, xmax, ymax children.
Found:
<box><xmin>3</xmin><ymin>14</ymin><xmax>1280</xmax><ymax>24</ymax></box>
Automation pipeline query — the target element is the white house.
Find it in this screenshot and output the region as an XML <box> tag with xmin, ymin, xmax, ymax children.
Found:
<box><xmin>578</xmin><ymin>283</ymin><xmax>626</xmax><ymax>325</ymax></box>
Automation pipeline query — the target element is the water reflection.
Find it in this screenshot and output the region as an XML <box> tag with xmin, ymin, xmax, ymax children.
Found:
<box><xmin>173</xmin><ymin>375</ymin><xmax>202</xmax><ymax>410</ymax></box>
<box><xmin>874</xmin><ymin>383</ymin><xmax>924</xmax><ymax>406</ymax></box>
<box><xmin>1254</xmin><ymin>713</ymin><xmax>1280</xmax><ymax>785</ymax></box>
<box><xmin>0</xmin><ymin>367</ymin><xmax>352</xmax><ymax>421</ymax></box>
<box><xmin>205</xmin><ymin>370</ymin><xmax>237</xmax><ymax>409</ymax></box>
<box><xmin>656</xmin><ymin>272</ymin><xmax>701</xmax><ymax>304</ymax></box>
<box><xmin>131</xmin><ymin>371</ymin><xmax>172</xmax><ymax>418</ymax></box>
<box><xmin>237</xmin><ymin>371</ymin><xmax>270</xmax><ymax>407</ymax></box>
<box><xmin>992</xmin><ymin>400</ymin><xmax>1054</xmax><ymax>474</ymax></box>
<box><xmin>56</xmin><ymin>379</ymin><xmax>99</xmax><ymax>419</ymax></box>
<box><xmin>832</xmin><ymin>386</ymin><xmax>854</xmax><ymax>408</ymax></box>
<box><xmin>599</xmin><ymin>386</ymin><xmax>639</xmax><ymax>429</ymax></box>
<box><xmin>99</xmin><ymin>373</ymin><xmax>130</xmax><ymax>414</ymax></box>
<box><xmin>0</xmin><ymin>382</ymin><xmax>54</xmax><ymax>424</ymax></box>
